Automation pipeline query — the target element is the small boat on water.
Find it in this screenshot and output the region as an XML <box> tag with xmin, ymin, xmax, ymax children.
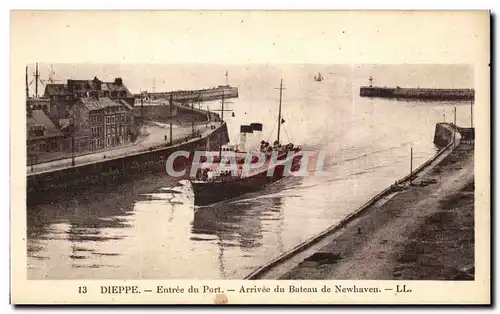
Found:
<box><xmin>189</xmin><ymin>79</ymin><xmax>303</xmax><ymax>206</ymax></box>
<box><xmin>314</xmin><ymin>72</ymin><xmax>323</xmax><ymax>82</ymax></box>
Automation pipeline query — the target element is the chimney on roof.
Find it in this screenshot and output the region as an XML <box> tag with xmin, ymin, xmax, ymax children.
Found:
<box><xmin>93</xmin><ymin>76</ymin><xmax>102</xmax><ymax>91</ymax></box>
<box><xmin>114</xmin><ymin>77</ymin><xmax>123</xmax><ymax>86</ymax></box>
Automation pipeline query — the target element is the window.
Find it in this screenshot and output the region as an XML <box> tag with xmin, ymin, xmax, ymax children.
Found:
<box><xmin>106</xmin><ymin>116</ymin><xmax>110</xmax><ymax>124</ymax></box>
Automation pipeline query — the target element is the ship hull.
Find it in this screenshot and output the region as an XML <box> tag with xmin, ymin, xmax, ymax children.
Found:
<box><xmin>191</xmin><ymin>154</ymin><xmax>301</xmax><ymax>206</ymax></box>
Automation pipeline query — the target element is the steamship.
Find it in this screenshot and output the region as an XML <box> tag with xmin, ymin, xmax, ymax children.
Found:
<box><xmin>189</xmin><ymin>79</ymin><xmax>303</xmax><ymax>206</ymax></box>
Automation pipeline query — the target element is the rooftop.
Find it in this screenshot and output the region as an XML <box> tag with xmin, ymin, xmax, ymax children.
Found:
<box><xmin>79</xmin><ymin>97</ymin><xmax>122</xmax><ymax>111</ymax></box>
<box><xmin>27</xmin><ymin>109</ymin><xmax>62</xmax><ymax>138</ymax></box>
<box><xmin>44</xmin><ymin>77</ymin><xmax>133</xmax><ymax>98</ymax></box>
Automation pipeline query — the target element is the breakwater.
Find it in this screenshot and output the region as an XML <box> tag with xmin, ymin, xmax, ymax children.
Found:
<box><xmin>27</xmin><ymin>123</ymin><xmax>230</xmax><ymax>205</ymax></box>
<box><xmin>360</xmin><ymin>86</ymin><xmax>474</xmax><ymax>101</ymax></box>
<box><xmin>136</xmin><ymin>85</ymin><xmax>238</xmax><ymax>103</ymax></box>
<box><xmin>245</xmin><ymin>122</ymin><xmax>466</xmax><ymax>280</ymax></box>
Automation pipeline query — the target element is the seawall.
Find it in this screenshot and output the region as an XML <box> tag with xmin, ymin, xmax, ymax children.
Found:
<box><xmin>27</xmin><ymin>122</ymin><xmax>230</xmax><ymax>205</ymax></box>
<box><xmin>360</xmin><ymin>86</ymin><xmax>475</xmax><ymax>101</ymax></box>
<box><xmin>245</xmin><ymin>122</ymin><xmax>468</xmax><ymax>280</ymax></box>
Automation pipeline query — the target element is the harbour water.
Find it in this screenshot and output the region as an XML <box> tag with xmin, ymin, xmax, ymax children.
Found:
<box><xmin>27</xmin><ymin>64</ymin><xmax>473</xmax><ymax>279</ymax></box>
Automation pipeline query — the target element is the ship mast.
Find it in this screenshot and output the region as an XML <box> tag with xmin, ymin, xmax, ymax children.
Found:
<box><xmin>169</xmin><ymin>93</ymin><xmax>173</xmax><ymax>146</ymax></box>
<box><xmin>48</xmin><ymin>64</ymin><xmax>55</xmax><ymax>83</ymax></box>
<box><xmin>276</xmin><ymin>78</ymin><xmax>283</xmax><ymax>144</ymax></box>
<box><xmin>191</xmin><ymin>99</ymin><xmax>195</xmax><ymax>136</ymax></box>
<box><xmin>45</xmin><ymin>64</ymin><xmax>62</xmax><ymax>84</ymax></box>
<box><xmin>25</xmin><ymin>66</ymin><xmax>29</xmax><ymax>99</ymax></box>
<box><xmin>34</xmin><ymin>63</ymin><xmax>40</xmax><ymax>97</ymax></box>
<box><xmin>219</xmin><ymin>91</ymin><xmax>225</xmax><ymax>160</ymax></box>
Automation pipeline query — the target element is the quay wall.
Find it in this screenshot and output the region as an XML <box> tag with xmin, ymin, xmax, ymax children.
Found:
<box><xmin>27</xmin><ymin>123</ymin><xmax>230</xmax><ymax>205</ymax></box>
<box><xmin>360</xmin><ymin>86</ymin><xmax>475</xmax><ymax>101</ymax></box>
<box><xmin>245</xmin><ymin>122</ymin><xmax>464</xmax><ymax>279</ymax></box>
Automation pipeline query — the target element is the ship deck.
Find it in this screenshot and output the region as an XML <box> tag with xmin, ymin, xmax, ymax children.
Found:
<box><xmin>191</xmin><ymin>149</ymin><xmax>301</xmax><ymax>183</ymax></box>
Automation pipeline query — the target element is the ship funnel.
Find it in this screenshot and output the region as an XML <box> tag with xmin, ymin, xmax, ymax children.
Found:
<box><xmin>239</xmin><ymin>125</ymin><xmax>253</xmax><ymax>152</ymax></box>
<box><xmin>250</xmin><ymin>123</ymin><xmax>263</xmax><ymax>151</ymax></box>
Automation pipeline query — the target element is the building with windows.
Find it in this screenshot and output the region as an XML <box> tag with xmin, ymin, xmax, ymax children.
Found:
<box><xmin>75</xmin><ymin>97</ymin><xmax>134</xmax><ymax>151</ymax></box>
<box><xmin>26</xmin><ymin>77</ymin><xmax>137</xmax><ymax>164</ymax></box>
